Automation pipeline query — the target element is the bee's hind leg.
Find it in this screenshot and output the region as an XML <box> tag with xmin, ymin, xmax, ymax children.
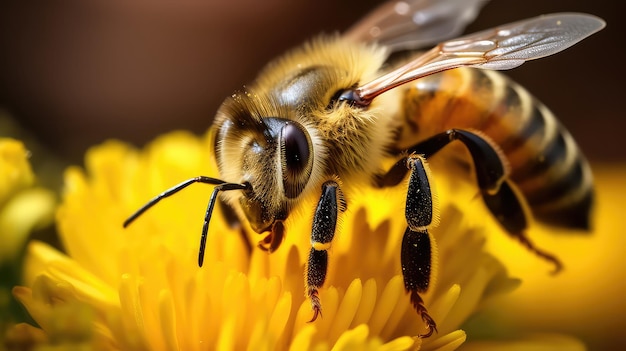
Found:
<box><xmin>483</xmin><ymin>179</ymin><xmax>563</xmax><ymax>274</ymax></box>
<box><xmin>396</xmin><ymin>129</ymin><xmax>562</xmax><ymax>273</ymax></box>
<box><xmin>430</xmin><ymin>130</ymin><xmax>562</xmax><ymax>273</ymax></box>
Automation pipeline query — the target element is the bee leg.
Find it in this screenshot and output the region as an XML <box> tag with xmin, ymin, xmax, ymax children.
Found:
<box><xmin>376</xmin><ymin>129</ymin><xmax>505</xmax><ymax>190</ymax></box>
<box><xmin>403</xmin><ymin>155</ymin><xmax>437</xmax><ymax>338</ymax></box>
<box><xmin>306</xmin><ymin>180</ymin><xmax>345</xmax><ymax>322</ymax></box>
<box><xmin>407</xmin><ymin>129</ymin><xmax>562</xmax><ymax>273</ymax></box>
<box><xmin>402</xmin><ymin>228</ymin><xmax>437</xmax><ymax>337</ymax></box>
<box><xmin>411</xmin><ymin>129</ymin><xmax>507</xmax><ymax>191</ymax></box>
<box><xmin>483</xmin><ymin>180</ymin><xmax>563</xmax><ymax>274</ymax></box>
<box><xmin>257</xmin><ymin>221</ymin><xmax>286</xmax><ymax>253</ymax></box>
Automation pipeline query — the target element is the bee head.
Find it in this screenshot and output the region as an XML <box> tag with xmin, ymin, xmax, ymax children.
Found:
<box><xmin>211</xmin><ymin>37</ymin><xmax>387</xmax><ymax>233</ymax></box>
<box><xmin>212</xmin><ymin>93</ymin><xmax>319</xmax><ymax>233</ymax></box>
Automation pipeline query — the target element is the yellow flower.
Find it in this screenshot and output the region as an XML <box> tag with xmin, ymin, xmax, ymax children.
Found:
<box><xmin>10</xmin><ymin>131</ymin><xmax>594</xmax><ymax>350</ymax></box>
<box><xmin>0</xmin><ymin>138</ymin><xmax>55</xmax><ymax>346</ymax></box>
<box><xmin>0</xmin><ymin>139</ymin><xmax>55</xmax><ymax>262</ymax></box>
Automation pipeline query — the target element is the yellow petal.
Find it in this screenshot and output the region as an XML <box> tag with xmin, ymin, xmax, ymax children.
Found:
<box><xmin>328</xmin><ymin>279</ymin><xmax>363</xmax><ymax>342</ymax></box>
<box><xmin>0</xmin><ymin>188</ymin><xmax>54</xmax><ymax>260</ymax></box>
<box><xmin>331</xmin><ymin>324</ymin><xmax>369</xmax><ymax>351</ymax></box>
<box><xmin>379</xmin><ymin>336</ymin><xmax>417</xmax><ymax>351</ymax></box>
<box><xmin>422</xmin><ymin>330</ymin><xmax>466</xmax><ymax>351</ymax></box>
<box><xmin>159</xmin><ymin>289</ymin><xmax>179</xmax><ymax>351</ymax></box>
<box><xmin>289</xmin><ymin>324</ymin><xmax>317</xmax><ymax>351</ymax></box>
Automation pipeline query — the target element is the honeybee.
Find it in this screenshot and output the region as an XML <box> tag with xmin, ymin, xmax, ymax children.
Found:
<box><xmin>124</xmin><ymin>0</ymin><xmax>605</xmax><ymax>338</ymax></box>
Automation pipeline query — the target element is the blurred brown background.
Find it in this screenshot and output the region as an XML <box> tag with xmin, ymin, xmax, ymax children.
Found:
<box><xmin>0</xmin><ymin>0</ymin><xmax>623</xmax><ymax>165</ymax></box>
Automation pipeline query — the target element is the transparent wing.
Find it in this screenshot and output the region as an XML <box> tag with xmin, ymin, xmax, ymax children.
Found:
<box><xmin>344</xmin><ymin>0</ymin><xmax>490</xmax><ymax>51</ymax></box>
<box><xmin>356</xmin><ymin>13</ymin><xmax>605</xmax><ymax>102</ymax></box>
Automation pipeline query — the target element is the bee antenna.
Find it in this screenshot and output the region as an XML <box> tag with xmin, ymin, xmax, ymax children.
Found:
<box><xmin>123</xmin><ymin>176</ymin><xmax>227</xmax><ymax>228</ymax></box>
<box><xmin>338</xmin><ymin>89</ymin><xmax>371</xmax><ymax>108</ymax></box>
<box><xmin>122</xmin><ymin>176</ymin><xmax>249</xmax><ymax>267</ymax></box>
<box><xmin>197</xmin><ymin>181</ymin><xmax>249</xmax><ymax>267</ymax></box>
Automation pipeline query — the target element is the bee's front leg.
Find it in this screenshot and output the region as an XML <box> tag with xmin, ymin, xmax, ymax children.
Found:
<box><xmin>306</xmin><ymin>179</ymin><xmax>345</xmax><ymax>322</ymax></box>
<box><xmin>258</xmin><ymin>220</ymin><xmax>286</xmax><ymax>253</ymax></box>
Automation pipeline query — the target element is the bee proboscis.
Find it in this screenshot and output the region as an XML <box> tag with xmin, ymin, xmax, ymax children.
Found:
<box><xmin>124</xmin><ymin>0</ymin><xmax>605</xmax><ymax>338</ymax></box>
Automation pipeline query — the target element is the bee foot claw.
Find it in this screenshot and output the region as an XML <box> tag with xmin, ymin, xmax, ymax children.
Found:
<box><xmin>418</xmin><ymin>313</ymin><xmax>438</xmax><ymax>338</ymax></box>
<box><xmin>308</xmin><ymin>290</ymin><xmax>322</xmax><ymax>322</ymax></box>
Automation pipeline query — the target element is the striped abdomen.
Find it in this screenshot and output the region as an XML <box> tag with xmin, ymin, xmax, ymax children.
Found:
<box><xmin>397</xmin><ymin>67</ymin><xmax>593</xmax><ymax>230</ymax></box>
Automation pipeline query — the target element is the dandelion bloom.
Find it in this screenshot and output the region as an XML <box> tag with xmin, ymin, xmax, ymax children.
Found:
<box><xmin>9</xmin><ymin>131</ymin><xmax>607</xmax><ymax>350</ymax></box>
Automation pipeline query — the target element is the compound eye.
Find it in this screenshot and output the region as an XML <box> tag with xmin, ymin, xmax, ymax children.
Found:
<box><xmin>280</xmin><ymin>122</ymin><xmax>313</xmax><ymax>198</ymax></box>
<box><xmin>282</xmin><ymin>123</ymin><xmax>310</xmax><ymax>173</ymax></box>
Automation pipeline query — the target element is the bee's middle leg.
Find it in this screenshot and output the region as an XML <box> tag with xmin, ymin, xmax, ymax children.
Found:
<box><xmin>306</xmin><ymin>179</ymin><xmax>345</xmax><ymax>322</ymax></box>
